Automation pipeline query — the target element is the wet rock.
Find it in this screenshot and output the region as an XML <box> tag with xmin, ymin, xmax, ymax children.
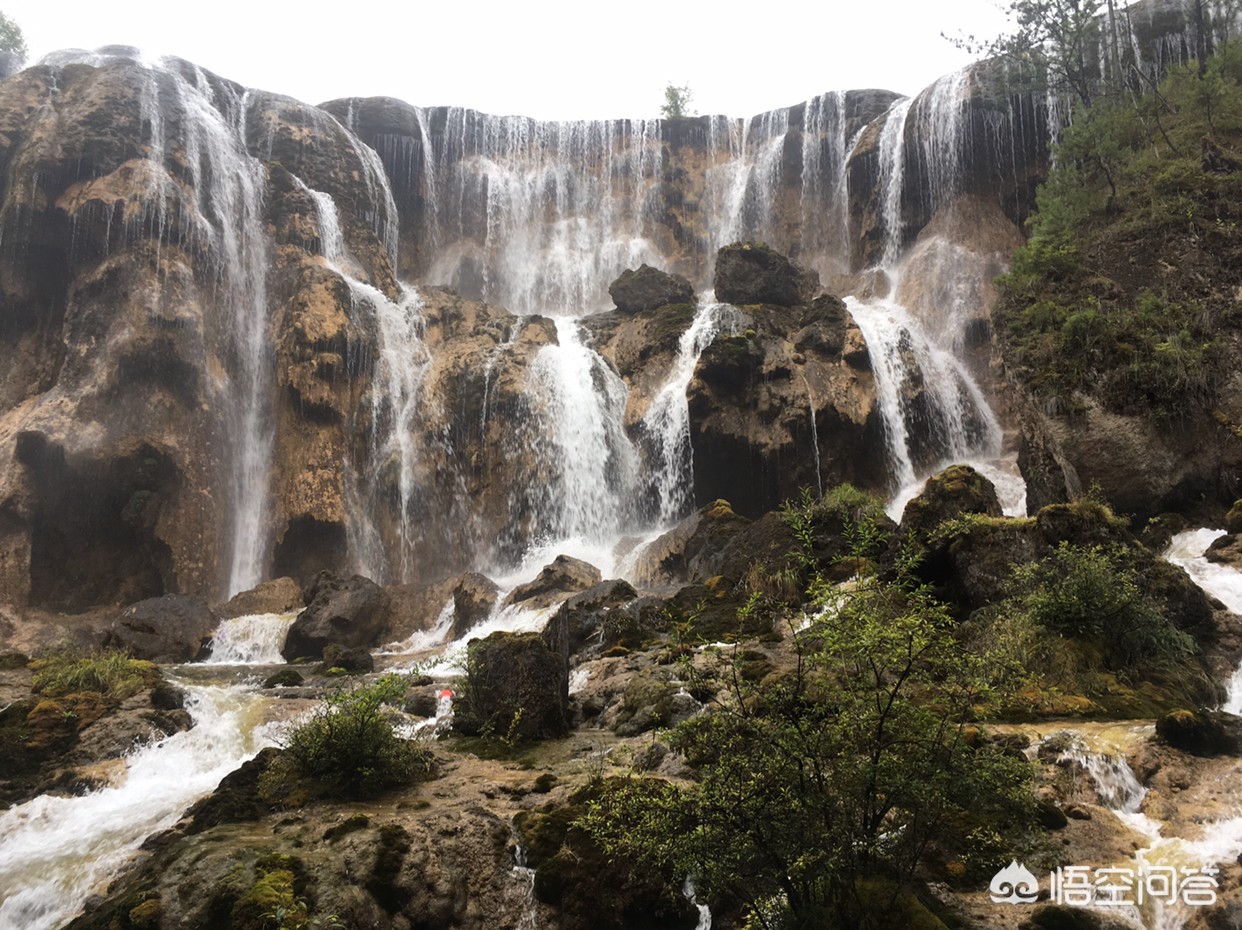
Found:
<box><xmin>713</xmin><ymin>242</ymin><xmax>819</xmax><ymax>306</ymax></box>
<box><xmin>608</xmin><ymin>264</ymin><xmax>694</xmax><ymax>313</ymax></box>
<box><xmin>317</xmin><ymin>643</ymin><xmax>375</xmax><ymax>674</ymax></box>
<box><xmin>445</xmin><ymin>573</ymin><xmax>501</xmax><ymax>640</ymax></box>
<box><xmin>1156</xmin><ymin>708</ymin><xmax>1242</xmax><ymax>756</ymax></box>
<box><xmin>1019</xmin><ymin>904</ymin><xmax>1104</xmax><ymax>930</ymax></box>
<box><xmin>504</xmin><ymin>556</ymin><xmax>602</xmax><ymax>611</ymax></box>
<box><xmin>215</xmin><ymin>577</ymin><xmax>303</xmax><ymax>620</ymax></box>
<box><xmin>900</xmin><ymin>464</ymin><xmax>1003</xmax><ymax>545</ymax></box>
<box><xmin>105</xmin><ymin>595</ymin><xmax>216</xmax><ymax>663</ymax></box>
<box><xmin>282</xmin><ymin>572</ymin><xmax>391</xmax><ymax>660</ymax></box>
<box><xmin>262</xmin><ymin>669</ymin><xmax>304</xmax><ymax>689</ymax></box>
<box><xmin>1228</xmin><ymin>500</ymin><xmax>1242</xmax><ymax>534</ymax></box>
<box><xmin>629</xmin><ymin>500</ymin><xmax>751</xmax><ymax>588</ymax></box>
<box><xmin>185</xmin><ymin>747</ymin><xmax>283</xmax><ymax>833</ymax></box>
<box><xmin>455</xmin><ymin>631</ymin><xmax>568</xmax><ymax>740</ymax></box>
<box><xmin>542</xmin><ymin>579</ymin><xmax>639</xmax><ymax>662</ymax></box>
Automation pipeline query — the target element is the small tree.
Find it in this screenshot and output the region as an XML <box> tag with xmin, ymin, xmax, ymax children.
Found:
<box><xmin>660</xmin><ymin>82</ymin><xmax>694</xmax><ymax>119</ymax></box>
<box><xmin>585</xmin><ymin>499</ymin><xmax>1034</xmax><ymax>929</ymax></box>
<box><xmin>0</xmin><ymin>9</ymin><xmax>26</xmax><ymax>78</ymax></box>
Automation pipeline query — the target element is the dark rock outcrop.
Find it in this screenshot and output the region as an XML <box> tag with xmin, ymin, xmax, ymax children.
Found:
<box><xmin>1156</xmin><ymin>708</ymin><xmax>1242</xmax><ymax>757</ymax></box>
<box><xmin>105</xmin><ymin>595</ymin><xmax>216</xmax><ymax>663</ymax></box>
<box><xmin>281</xmin><ymin>572</ymin><xmax>391</xmax><ymax>660</ymax></box>
<box><xmin>713</xmin><ymin>242</ymin><xmax>819</xmax><ymax>306</ymax></box>
<box><xmin>608</xmin><ymin>264</ymin><xmax>694</xmax><ymax>313</ymax></box>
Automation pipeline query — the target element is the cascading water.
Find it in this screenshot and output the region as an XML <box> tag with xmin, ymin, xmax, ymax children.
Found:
<box><xmin>205</xmin><ymin>612</ymin><xmax>297</xmax><ymax>665</ymax></box>
<box><xmin>1165</xmin><ymin>529</ymin><xmax>1242</xmax><ymax>711</ymax></box>
<box><xmin>304</xmin><ymin>180</ymin><xmax>436</xmax><ymax>584</ymax></box>
<box><xmin>414</xmin><ymin>110</ymin><xmax>665</xmax><ymax>315</ymax></box>
<box><xmin>706</xmin><ymin>109</ymin><xmax>792</xmax><ymax>256</ymax></box>
<box><xmin>44</xmin><ymin>51</ymin><xmax>276</xmax><ymax>598</ymax></box>
<box><xmin>641</xmin><ymin>301</ymin><xmax>745</xmax><ymax>526</ymax></box>
<box><xmin>0</xmin><ymin>684</ymin><xmax>278</xmax><ymax>930</ymax></box>
<box><xmin>522</xmin><ymin>318</ymin><xmax>642</xmax><ymax>553</ymax></box>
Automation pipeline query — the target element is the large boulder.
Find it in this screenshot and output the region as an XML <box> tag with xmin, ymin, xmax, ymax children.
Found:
<box><xmin>281</xmin><ymin>572</ymin><xmax>391</xmax><ymax>660</ymax></box>
<box><xmin>455</xmin><ymin>631</ymin><xmax>568</xmax><ymax>740</ymax></box>
<box><xmin>105</xmin><ymin>595</ymin><xmax>217</xmax><ymax>663</ymax></box>
<box><xmin>608</xmin><ymin>265</ymin><xmax>694</xmax><ymax>313</ymax></box>
<box><xmin>713</xmin><ymin>242</ymin><xmax>819</xmax><ymax>306</ymax></box>
<box><xmin>629</xmin><ymin>500</ymin><xmax>751</xmax><ymax>589</ymax></box>
<box><xmin>900</xmin><ymin>464</ymin><xmax>1003</xmax><ymax>545</ymax></box>
<box><xmin>541</xmin><ymin>579</ymin><xmax>639</xmax><ymax>664</ymax></box>
<box><xmin>504</xmin><ymin>556</ymin><xmax>602</xmax><ymax>611</ymax></box>
<box><xmin>384</xmin><ymin>572</ymin><xmax>501</xmax><ymax>645</ymax></box>
<box><xmin>215</xmin><ymin>577</ymin><xmax>304</xmax><ymax>620</ymax></box>
<box><xmin>1155</xmin><ymin>708</ymin><xmax>1242</xmax><ymax>757</ymax></box>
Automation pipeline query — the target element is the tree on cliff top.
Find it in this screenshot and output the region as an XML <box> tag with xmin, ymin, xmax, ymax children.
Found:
<box><xmin>660</xmin><ymin>82</ymin><xmax>694</xmax><ymax>119</ymax></box>
<box><xmin>0</xmin><ymin>10</ymin><xmax>27</xmax><ymax>79</ymax></box>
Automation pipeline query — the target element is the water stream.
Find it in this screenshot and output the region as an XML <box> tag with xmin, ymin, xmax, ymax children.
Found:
<box><xmin>0</xmin><ymin>682</ymin><xmax>280</xmax><ymax>930</ymax></box>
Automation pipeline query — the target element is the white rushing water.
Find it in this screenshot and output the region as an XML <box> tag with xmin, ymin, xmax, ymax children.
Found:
<box><xmin>206</xmin><ymin>612</ymin><xmax>297</xmax><ymax>664</ymax></box>
<box><xmin>0</xmin><ymin>684</ymin><xmax>277</xmax><ymax>930</ymax></box>
<box><xmin>846</xmin><ymin>296</ymin><xmax>1004</xmax><ymax>500</ymax></box>
<box><xmin>523</xmin><ymin>318</ymin><xmax>642</xmax><ymax>548</ymax></box>
<box><xmin>641</xmin><ymin>301</ymin><xmax>744</xmax><ymax>526</ymax></box>
<box><xmin>1165</xmin><ymin>528</ymin><xmax>1242</xmax><ymax>712</ymax></box>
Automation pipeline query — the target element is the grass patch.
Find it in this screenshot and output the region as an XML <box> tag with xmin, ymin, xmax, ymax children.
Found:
<box><xmin>30</xmin><ymin>649</ymin><xmax>156</xmax><ymax>699</ymax></box>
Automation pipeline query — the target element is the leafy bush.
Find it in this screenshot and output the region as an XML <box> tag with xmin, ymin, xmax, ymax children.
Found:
<box><xmin>280</xmin><ymin>674</ymin><xmax>433</xmax><ymax>797</ymax></box>
<box><xmin>30</xmin><ymin>648</ymin><xmax>155</xmax><ymax>699</ymax></box>
<box><xmin>1008</xmin><ymin>542</ymin><xmax>1196</xmax><ymax>673</ymax></box>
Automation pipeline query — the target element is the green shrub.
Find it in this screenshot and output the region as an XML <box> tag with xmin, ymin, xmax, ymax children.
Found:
<box><xmin>1008</xmin><ymin>542</ymin><xmax>1195</xmax><ymax>672</ymax></box>
<box><xmin>30</xmin><ymin>649</ymin><xmax>155</xmax><ymax>699</ymax></box>
<box><xmin>280</xmin><ymin>674</ymin><xmax>433</xmax><ymax>797</ymax></box>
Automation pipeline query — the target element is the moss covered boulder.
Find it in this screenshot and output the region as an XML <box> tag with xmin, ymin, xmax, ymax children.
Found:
<box><xmin>455</xmin><ymin>632</ymin><xmax>569</xmax><ymax>740</ymax></box>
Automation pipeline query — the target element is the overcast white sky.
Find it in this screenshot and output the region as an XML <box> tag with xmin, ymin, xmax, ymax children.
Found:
<box><xmin>3</xmin><ymin>1</ymin><xmax>1011</xmax><ymax>119</ymax></box>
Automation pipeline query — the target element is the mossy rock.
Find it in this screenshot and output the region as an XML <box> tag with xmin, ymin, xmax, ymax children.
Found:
<box><xmin>1156</xmin><ymin>707</ymin><xmax>1241</xmax><ymax>756</ymax></box>
<box><xmin>1228</xmin><ymin>499</ymin><xmax>1242</xmax><ymax>535</ymax></box>
<box><xmin>230</xmin><ymin>868</ymin><xmax>304</xmax><ymax>930</ymax></box>
<box><xmin>263</xmin><ymin>669</ymin><xmax>305</xmax><ymax>689</ymax></box>
<box><xmin>0</xmin><ymin>652</ymin><xmax>29</xmax><ymax>670</ymax></box>
<box><xmin>517</xmin><ymin>784</ymin><xmax>699</xmax><ymax>930</ymax></box>
<box><xmin>1019</xmin><ymin>903</ymin><xmax>1103</xmax><ymax>930</ymax></box>
<box><xmin>126</xmin><ymin>898</ymin><xmax>162</xmax><ymax>929</ymax></box>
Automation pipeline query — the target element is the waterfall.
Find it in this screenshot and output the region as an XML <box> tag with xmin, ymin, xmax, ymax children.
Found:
<box><xmin>205</xmin><ymin>612</ymin><xmax>296</xmax><ymax>665</ymax></box>
<box><xmin>877</xmin><ymin>97</ymin><xmax>915</xmax><ymax>269</ymax></box>
<box><xmin>0</xmin><ymin>684</ymin><xmax>277</xmax><ymax>930</ymax></box>
<box><xmin>706</xmin><ymin>109</ymin><xmax>792</xmax><ymax>255</ymax></box>
<box><xmin>523</xmin><ymin>318</ymin><xmax>642</xmax><ymax>548</ymax></box>
<box><xmin>1165</xmin><ymin>529</ymin><xmax>1242</xmax><ymax>711</ymax></box>
<box><xmin>846</xmin><ymin>297</ymin><xmax>1002</xmax><ymax>495</ymax></box>
<box><xmin>416</xmin><ymin>110</ymin><xmax>665</xmax><ymax>314</ymax></box>
<box><xmin>305</xmin><ymin>181</ymin><xmax>434</xmax><ymax>584</ymax></box>
<box><xmin>799</xmin><ymin>90</ymin><xmax>852</xmax><ymax>277</ymax></box>
<box><xmin>641</xmin><ymin>302</ymin><xmax>744</xmax><ymax>526</ymax></box>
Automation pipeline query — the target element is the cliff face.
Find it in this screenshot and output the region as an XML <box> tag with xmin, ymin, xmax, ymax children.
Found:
<box><xmin>0</xmin><ymin>0</ymin><xmax>1226</xmax><ymax>613</ymax></box>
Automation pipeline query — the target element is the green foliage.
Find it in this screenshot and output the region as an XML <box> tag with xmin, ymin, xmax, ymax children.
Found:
<box><xmin>948</xmin><ymin>0</ymin><xmax>1105</xmax><ymax>106</ymax></box>
<box><xmin>279</xmin><ymin>674</ymin><xmax>433</xmax><ymax>797</ymax></box>
<box><xmin>0</xmin><ymin>9</ymin><xmax>26</xmax><ymax>59</ymax></box>
<box><xmin>1007</xmin><ymin>542</ymin><xmax>1196</xmax><ymax>673</ymax></box>
<box><xmin>30</xmin><ymin>648</ymin><xmax>155</xmax><ymax>699</ymax></box>
<box><xmin>660</xmin><ymin>82</ymin><xmax>694</xmax><ymax>119</ymax></box>
<box><xmin>584</xmin><ymin>513</ymin><xmax>1034</xmax><ymax>929</ymax></box>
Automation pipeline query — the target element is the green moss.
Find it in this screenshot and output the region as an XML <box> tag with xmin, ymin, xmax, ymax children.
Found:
<box><xmin>230</xmin><ymin>868</ymin><xmax>304</xmax><ymax>930</ymax></box>
<box><xmin>30</xmin><ymin>649</ymin><xmax>157</xmax><ymax>699</ymax></box>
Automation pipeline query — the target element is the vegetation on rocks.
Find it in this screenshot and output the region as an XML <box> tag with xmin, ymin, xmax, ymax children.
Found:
<box><xmin>30</xmin><ymin>647</ymin><xmax>157</xmax><ymax>699</ymax></box>
<box><xmin>271</xmin><ymin>674</ymin><xmax>433</xmax><ymax>798</ymax></box>
<box><xmin>995</xmin><ymin>40</ymin><xmax>1242</xmax><ymax>420</ymax></box>
<box><xmin>583</xmin><ymin>493</ymin><xmax>1036</xmax><ymax>930</ymax></box>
